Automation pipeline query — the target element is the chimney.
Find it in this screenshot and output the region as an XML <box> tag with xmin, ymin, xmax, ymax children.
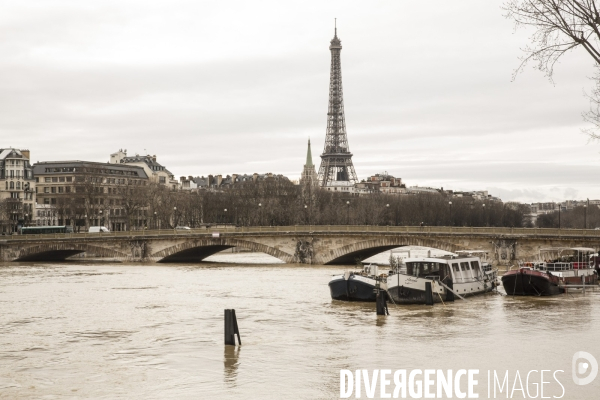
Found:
<box><xmin>21</xmin><ymin>149</ymin><xmax>30</xmax><ymax>160</ymax></box>
<box><xmin>153</xmin><ymin>155</ymin><xmax>157</xmax><ymax>162</ymax></box>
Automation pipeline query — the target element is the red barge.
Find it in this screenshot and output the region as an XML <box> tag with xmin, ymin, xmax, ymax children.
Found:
<box><xmin>502</xmin><ymin>247</ymin><xmax>599</xmax><ymax>296</ymax></box>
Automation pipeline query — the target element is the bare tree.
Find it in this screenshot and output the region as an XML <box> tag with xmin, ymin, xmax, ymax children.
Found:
<box><xmin>503</xmin><ymin>0</ymin><xmax>600</xmax><ymax>137</ymax></box>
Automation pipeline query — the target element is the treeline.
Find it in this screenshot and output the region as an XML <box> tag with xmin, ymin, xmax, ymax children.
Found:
<box><xmin>157</xmin><ymin>180</ymin><xmax>528</xmax><ymax>228</ymax></box>
<box><xmin>24</xmin><ymin>174</ymin><xmax>530</xmax><ymax>230</ymax></box>
<box><xmin>536</xmin><ymin>205</ymin><xmax>600</xmax><ymax>229</ymax></box>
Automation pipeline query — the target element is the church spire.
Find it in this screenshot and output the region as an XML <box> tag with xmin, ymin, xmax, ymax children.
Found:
<box><xmin>305</xmin><ymin>138</ymin><xmax>313</xmax><ymax>167</ymax></box>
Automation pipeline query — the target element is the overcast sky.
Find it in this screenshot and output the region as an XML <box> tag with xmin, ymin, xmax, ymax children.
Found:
<box><xmin>1</xmin><ymin>1</ymin><xmax>599</xmax><ymax>203</ymax></box>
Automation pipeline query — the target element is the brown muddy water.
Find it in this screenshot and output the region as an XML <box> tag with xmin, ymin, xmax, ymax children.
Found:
<box><xmin>0</xmin><ymin>255</ymin><xmax>599</xmax><ymax>399</ymax></box>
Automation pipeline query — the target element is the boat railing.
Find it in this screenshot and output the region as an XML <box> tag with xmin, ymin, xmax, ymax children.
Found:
<box><xmin>425</xmin><ymin>275</ymin><xmax>440</xmax><ymax>281</ymax></box>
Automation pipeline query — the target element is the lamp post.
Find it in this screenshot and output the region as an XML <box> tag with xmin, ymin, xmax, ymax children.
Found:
<box><xmin>173</xmin><ymin>206</ymin><xmax>177</xmax><ymax>228</ymax></box>
<box><xmin>99</xmin><ymin>209</ymin><xmax>103</xmax><ymax>227</ymax></box>
<box><xmin>558</xmin><ymin>205</ymin><xmax>561</xmax><ymax>229</ymax></box>
<box><xmin>304</xmin><ymin>204</ymin><xmax>308</xmax><ymax>225</ymax></box>
<box><xmin>584</xmin><ymin>204</ymin><xmax>587</xmax><ymax>229</ymax></box>
<box><xmin>258</xmin><ymin>203</ymin><xmax>262</xmax><ymax>226</ymax></box>
<box><xmin>386</xmin><ymin>203</ymin><xmax>390</xmax><ymax>225</ymax></box>
<box><xmin>84</xmin><ymin>214</ymin><xmax>87</xmax><ymax>232</ymax></box>
<box><xmin>482</xmin><ymin>203</ymin><xmax>486</xmax><ymax>227</ymax></box>
<box><xmin>346</xmin><ymin>201</ymin><xmax>350</xmax><ymax>225</ymax></box>
<box><xmin>448</xmin><ymin>201</ymin><xmax>453</xmax><ymax>226</ymax></box>
<box><xmin>153</xmin><ymin>211</ymin><xmax>157</xmax><ymax>230</ymax></box>
<box><xmin>224</xmin><ymin>208</ymin><xmax>228</xmax><ymax>225</ymax></box>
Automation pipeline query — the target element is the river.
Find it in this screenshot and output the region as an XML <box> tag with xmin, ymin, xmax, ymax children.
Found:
<box><xmin>0</xmin><ymin>253</ymin><xmax>599</xmax><ymax>399</ymax></box>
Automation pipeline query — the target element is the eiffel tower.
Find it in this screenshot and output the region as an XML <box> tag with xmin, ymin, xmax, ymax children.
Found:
<box><xmin>317</xmin><ymin>22</ymin><xmax>358</xmax><ymax>187</ymax></box>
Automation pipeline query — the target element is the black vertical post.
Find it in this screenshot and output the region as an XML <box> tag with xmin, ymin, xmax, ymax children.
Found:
<box><xmin>376</xmin><ymin>291</ymin><xmax>388</xmax><ymax>315</ymax></box>
<box><xmin>225</xmin><ymin>309</ymin><xmax>242</xmax><ymax>346</ymax></box>
<box><xmin>425</xmin><ymin>282</ymin><xmax>434</xmax><ymax>306</ymax></box>
<box><xmin>445</xmin><ymin>279</ymin><xmax>455</xmax><ymax>302</ymax></box>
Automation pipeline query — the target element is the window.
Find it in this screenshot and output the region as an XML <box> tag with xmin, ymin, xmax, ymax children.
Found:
<box><xmin>66</xmin><ymin>177</ymin><xmax>72</xmax><ymax>182</ymax></box>
<box><xmin>45</xmin><ymin>177</ymin><xmax>51</xmax><ymax>182</ymax></box>
<box><xmin>16</xmin><ymin>182</ymin><xmax>20</xmax><ymax>190</ymax></box>
<box><xmin>44</xmin><ymin>198</ymin><xmax>50</xmax><ymax>204</ymax></box>
<box><xmin>159</xmin><ymin>176</ymin><xmax>166</xmax><ymax>184</ymax></box>
<box><xmin>9</xmin><ymin>182</ymin><xmax>14</xmax><ymax>189</ymax></box>
<box><xmin>59</xmin><ymin>177</ymin><xmax>65</xmax><ymax>182</ymax></box>
<box><xmin>58</xmin><ymin>187</ymin><xmax>64</xmax><ymax>193</ymax></box>
<box><xmin>52</xmin><ymin>177</ymin><xmax>58</xmax><ymax>182</ymax></box>
<box><xmin>65</xmin><ymin>186</ymin><xmax>71</xmax><ymax>193</ymax></box>
<box><xmin>460</xmin><ymin>262</ymin><xmax>470</xmax><ymax>271</ymax></box>
<box><xmin>51</xmin><ymin>198</ymin><xmax>56</xmax><ymax>205</ymax></box>
<box><xmin>51</xmin><ymin>187</ymin><xmax>56</xmax><ymax>193</ymax></box>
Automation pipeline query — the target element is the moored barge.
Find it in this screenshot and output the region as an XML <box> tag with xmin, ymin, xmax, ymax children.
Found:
<box><xmin>502</xmin><ymin>247</ymin><xmax>598</xmax><ymax>296</ymax></box>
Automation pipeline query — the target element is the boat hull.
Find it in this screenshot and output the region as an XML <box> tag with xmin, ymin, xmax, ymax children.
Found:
<box><xmin>501</xmin><ymin>269</ymin><xmax>562</xmax><ymax>296</ymax></box>
<box><xmin>387</xmin><ymin>276</ymin><xmax>492</xmax><ymax>304</ymax></box>
<box><xmin>328</xmin><ymin>275</ymin><xmax>378</xmax><ymax>302</ymax></box>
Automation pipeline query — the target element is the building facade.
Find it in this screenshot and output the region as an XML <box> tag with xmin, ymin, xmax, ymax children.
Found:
<box><xmin>0</xmin><ymin>148</ymin><xmax>36</xmax><ymax>233</ymax></box>
<box><xmin>33</xmin><ymin>161</ymin><xmax>149</xmax><ymax>231</ymax></box>
<box><xmin>110</xmin><ymin>149</ymin><xmax>179</xmax><ymax>190</ymax></box>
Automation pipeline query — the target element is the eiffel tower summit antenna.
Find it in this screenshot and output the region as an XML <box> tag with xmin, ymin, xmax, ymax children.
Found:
<box><xmin>317</xmin><ymin>21</ymin><xmax>358</xmax><ymax>187</ymax></box>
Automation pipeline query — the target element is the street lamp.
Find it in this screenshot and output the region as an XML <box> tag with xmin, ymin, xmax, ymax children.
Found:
<box><xmin>224</xmin><ymin>208</ymin><xmax>228</xmax><ymax>224</ymax></box>
<box><xmin>258</xmin><ymin>203</ymin><xmax>262</xmax><ymax>226</ymax></box>
<box><xmin>448</xmin><ymin>201</ymin><xmax>453</xmax><ymax>226</ymax></box>
<box><xmin>386</xmin><ymin>204</ymin><xmax>390</xmax><ymax>226</ymax></box>
<box><xmin>99</xmin><ymin>210</ymin><xmax>103</xmax><ymax>227</ymax></box>
<box><xmin>173</xmin><ymin>206</ymin><xmax>177</xmax><ymax>228</ymax></box>
<box><xmin>346</xmin><ymin>200</ymin><xmax>350</xmax><ymax>225</ymax></box>
<box><xmin>584</xmin><ymin>204</ymin><xmax>587</xmax><ymax>229</ymax></box>
<box><xmin>482</xmin><ymin>203</ymin><xmax>486</xmax><ymax>227</ymax></box>
<box><xmin>304</xmin><ymin>204</ymin><xmax>308</xmax><ymax>225</ymax></box>
<box><xmin>154</xmin><ymin>211</ymin><xmax>157</xmax><ymax>230</ymax></box>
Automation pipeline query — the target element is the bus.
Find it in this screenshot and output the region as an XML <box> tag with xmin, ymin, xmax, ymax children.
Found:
<box><xmin>20</xmin><ymin>226</ymin><xmax>74</xmax><ymax>235</ymax></box>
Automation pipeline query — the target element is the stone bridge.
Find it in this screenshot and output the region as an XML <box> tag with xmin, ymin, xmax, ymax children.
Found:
<box><xmin>1</xmin><ymin>225</ymin><xmax>599</xmax><ymax>265</ymax></box>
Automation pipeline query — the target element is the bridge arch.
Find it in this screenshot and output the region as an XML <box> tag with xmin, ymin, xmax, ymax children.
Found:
<box><xmin>321</xmin><ymin>236</ymin><xmax>464</xmax><ymax>265</ymax></box>
<box><xmin>150</xmin><ymin>237</ymin><xmax>294</xmax><ymax>263</ymax></box>
<box><xmin>14</xmin><ymin>243</ymin><xmax>129</xmax><ymax>262</ymax></box>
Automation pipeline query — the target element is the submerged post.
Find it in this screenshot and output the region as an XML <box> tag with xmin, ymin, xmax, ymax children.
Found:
<box><xmin>376</xmin><ymin>291</ymin><xmax>388</xmax><ymax>315</ymax></box>
<box><xmin>445</xmin><ymin>279</ymin><xmax>455</xmax><ymax>302</ymax></box>
<box><xmin>224</xmin><ymin>309</ymin><xmax>242</xmax><ymax>346</ymax></box>
<box><xmin>425</xmin><ymin>282</ymin><xmax>434</xmax><ymax>306</ymax></box>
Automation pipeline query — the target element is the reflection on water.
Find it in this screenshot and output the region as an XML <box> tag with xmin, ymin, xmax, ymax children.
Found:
<box><xmin>0</xmin><ymin>257</ymin><xmax>599</xmax><ymax>399</ymax></box>
<box><xmin>224</xmin><ymin>345</ymin><xmax>240</xmax><ymax>385</ymax></box>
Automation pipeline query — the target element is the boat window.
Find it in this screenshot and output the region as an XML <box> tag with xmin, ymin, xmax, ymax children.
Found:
<box><xmin>406</xmin><ymin>262</ymin><xmax>414</xmax><ymax>276</ymax></box>
<box><xmin>452</xmin><ymin>263</ymin><xmax>459</xmax><ymax>272</ymax></box>
<box><xmin>470</xmin><ymin>261</ymin><xmax>480</xmax><ymax>270</ymax></box>
<box><xmin>460</xmin><ymin>262</ymin><xmax>470</xmax><ymax>271</ymax></box>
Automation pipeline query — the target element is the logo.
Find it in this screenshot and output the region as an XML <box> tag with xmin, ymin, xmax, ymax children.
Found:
<box><xmin>572</xmin><ymin>351</ymin><xmax>598</xmax><ymax>386</ymax></box>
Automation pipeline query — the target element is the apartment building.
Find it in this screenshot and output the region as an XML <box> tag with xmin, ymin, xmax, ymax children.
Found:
<box><xmin>0</xmin><ymin>148</ymin><xmax>36</xmax><ymax>233</ymax></box>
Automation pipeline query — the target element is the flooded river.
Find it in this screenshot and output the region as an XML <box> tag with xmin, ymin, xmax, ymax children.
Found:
<box><xmin>0</xmin><ymin>253</ymin><xmax>599</xmax><ymax>399</ymax></box>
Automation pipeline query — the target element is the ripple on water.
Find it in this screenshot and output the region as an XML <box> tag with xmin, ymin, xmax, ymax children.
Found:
<box><xmin>0</xmin><ymin>262</ymin><xmax>598</xmax><ymax>400</ymax></box>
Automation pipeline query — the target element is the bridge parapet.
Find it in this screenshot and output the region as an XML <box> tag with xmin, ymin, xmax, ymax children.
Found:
<box><xmin>3</xmin><ymin>225</ymin><xmax>600</xmax><ymax>242</ymax></box>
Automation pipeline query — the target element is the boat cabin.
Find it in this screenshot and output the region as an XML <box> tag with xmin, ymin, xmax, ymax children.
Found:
<box><xmin>536</xmin><ymin>247</ymin><xmax>596</xmax><ymax>271</ymax></box>
<box><xmin>402</xmin><ymin>256</ymin><xmax>484</xmax><ymax>284</ymax></box>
